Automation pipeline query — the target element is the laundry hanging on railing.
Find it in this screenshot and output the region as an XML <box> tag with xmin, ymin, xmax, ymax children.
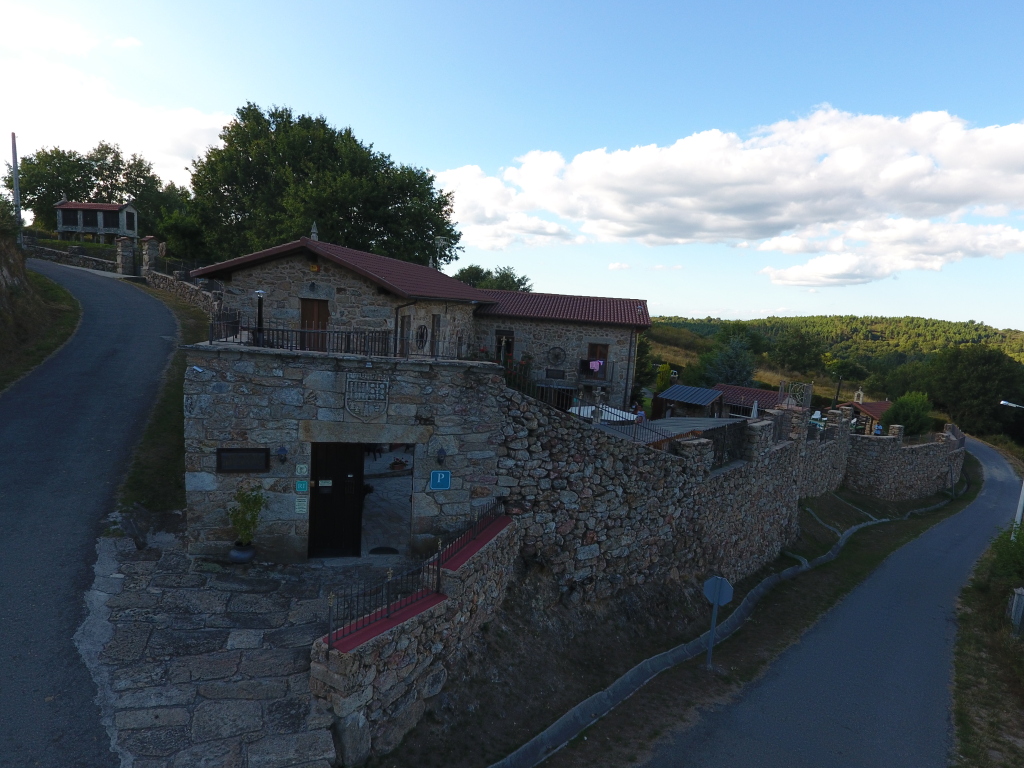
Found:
<box><xmin>589</xmin><ymin>359</ymin><xmax>604</xmax><ymax>372</ymax></box>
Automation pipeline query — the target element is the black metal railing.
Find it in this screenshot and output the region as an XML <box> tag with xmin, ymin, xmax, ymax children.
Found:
<box><xmin>323</xmin><ymin>500</ymin><xmax>505</xmax><ymax>649</ymax></box>
<box><xmin>209</xmin><ymin>313</ymin><xmax>472</xmax><ymax>359</ymax></box>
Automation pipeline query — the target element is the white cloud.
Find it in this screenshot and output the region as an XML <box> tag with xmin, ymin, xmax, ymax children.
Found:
<box><xmin>438</xmin><ymin>107</ymin><xmax>1024</xmax><ymax>285</ymax></box>
<box><xmin>608</xmin><ymin>262</ymin><xmax>630</xmax><ymax>270</ymax></box>
<box><xmin>0</xmin><ymin>1</ymin><xmax>229</xmax><ymax>190</ymax></box>
<box><xmin>113</xmin><ymin>37</ymin><xmax>143</xmax><ymax>49</ymax></box>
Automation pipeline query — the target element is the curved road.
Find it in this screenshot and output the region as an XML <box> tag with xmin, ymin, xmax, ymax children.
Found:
<box><xmin>643</xmin><ymin>437</ymin><xmax>1017</xmax><ymax>768</ymax></box>
<box><xmin>0</xmin><ymin>261</ymin><xmax>175</xmax><ymax>767</ymax></box>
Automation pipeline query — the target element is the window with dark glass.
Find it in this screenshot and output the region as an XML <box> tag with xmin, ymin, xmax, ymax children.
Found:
<box><xmin>82</xmin><ymin>210</ymin><xmax>98</xmax><ymax>227</ymax></box>
<box><xmin>102</xmin><ymin>211</ymin><xmax>120</xmax><ymax>228</ymax></box>
<box><xmin>61</xmin><ymin>209</ymin><xmax>79</xmax><ymax>227</ymax></box>
<box><xmin>126</xmin><ymin>212</ymin><xmax>136</xmax><ymax>230</ymax></box>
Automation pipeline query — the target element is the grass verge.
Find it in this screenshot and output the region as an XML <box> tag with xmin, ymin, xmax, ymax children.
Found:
<box><xmin>951</xmin><ymin>442</ymin><xmax>1024</xmax><ymax>767</ymax></box>
<box><xmin>117</xmin><ymin>285</ymin><xmax>208</xmax><ymax>517</ymax></box>
<box><xmin>0</xmin><ymin>271</ymin><xmax>80</xmax><ymax>393</ymax></box>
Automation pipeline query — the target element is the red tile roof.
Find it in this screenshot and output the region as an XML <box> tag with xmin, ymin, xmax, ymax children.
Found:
<box><xmin>838</xmin><ymin>401</ymin><xmax>892</xmax><ymax>421</ymax></box>
<box><xmin>474</xmin><ymin>289</ymin><xmax>650</xmax><ymax>328</ymax></box>
<box><xmin>54</xmin><ymin>201</ymin><xmax>128</xmax><ymax>211</ymax></box>
<box><xmin>191</xmin><ymin>238</ymin><xmax>494</xmax><ymax>303</ymax></box>
<box><xmin>712</xmin><ymin>383</ymin><xmax>787</xmax><ymax>409</ymax></box>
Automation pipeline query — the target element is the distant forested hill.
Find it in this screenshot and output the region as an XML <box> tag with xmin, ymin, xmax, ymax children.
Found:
<box><xmin>653</xmin><ymin>316</ymin><xmax>1024</xmax><ymax>366</ymax></box>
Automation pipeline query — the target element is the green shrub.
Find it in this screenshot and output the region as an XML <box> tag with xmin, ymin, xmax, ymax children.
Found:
<box><xmin>229</xmin><ymin>482</ymin><xmax>266</xmax><ymax>545</ymax></box>
<box><xmin>990</xmin><ymin>529</ymin><xmax>1024</xmax><ymax>582</ymax></box>
<box><xmin>881</xmin><ymin>391</ymin><xmax>933</xmax><ymax>435</ymax></box>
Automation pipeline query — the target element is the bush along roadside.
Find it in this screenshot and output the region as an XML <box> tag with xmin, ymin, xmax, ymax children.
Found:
<box><xmin>952</xmin><ymin>526</ymin><xmax>1024</xmax><ymax>767</ymax></box>
<box><xmin>504</xmin><ymin>454</ymin><xmax>982</xmax><ymax>768</ymax></box>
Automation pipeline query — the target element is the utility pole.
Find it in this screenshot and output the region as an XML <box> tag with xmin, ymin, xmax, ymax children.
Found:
<box><xmin>11</xmin><ymin>132</ymin><xmax>23</xmax><ymax>246</ymax></box>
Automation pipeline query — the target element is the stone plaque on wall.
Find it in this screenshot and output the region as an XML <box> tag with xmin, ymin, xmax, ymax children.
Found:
<box><xmin>345</xmin><ymin>373</ymin><xmax>389</xmax><ymax>422</ymax></box>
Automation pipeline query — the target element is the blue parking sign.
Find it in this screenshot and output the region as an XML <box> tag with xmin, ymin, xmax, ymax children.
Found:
<box><xmin>429</xmin><ymin>470</ymin><xmax>451</xmax><ymax>491</ymax></box>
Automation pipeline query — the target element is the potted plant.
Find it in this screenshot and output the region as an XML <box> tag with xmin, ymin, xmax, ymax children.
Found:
<box><xmin>228</xmin><ymin>482</ymin><xmax>266</xmax><ymax>564</ymax></box>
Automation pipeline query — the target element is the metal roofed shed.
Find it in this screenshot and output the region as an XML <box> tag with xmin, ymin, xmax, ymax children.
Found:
<box><xmin>653</xmin><ymin>384</ymin><xmax>724</xmax><ymax>419</ymax></box>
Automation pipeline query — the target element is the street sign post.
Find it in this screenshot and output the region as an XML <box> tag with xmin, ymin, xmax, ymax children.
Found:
<box><xmin>703</xmin><ymin>575</ymin><xmax>734</xmax><ymax>670</ymax></box>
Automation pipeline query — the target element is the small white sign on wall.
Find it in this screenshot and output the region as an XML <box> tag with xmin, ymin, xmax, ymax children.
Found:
<box><xmin>295</xmin><ymin>464</ymin><xmax>309</xmax><ymax>477</ymax></box>
<box><xmin>295</xmin><ymin>497</ymin><xmax>309</xmax><ymax>515</ymax></box>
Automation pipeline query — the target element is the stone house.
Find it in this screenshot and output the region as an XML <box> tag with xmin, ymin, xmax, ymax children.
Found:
<box><xmin>55</xmin><ymin>199</ymin><xmax>139</xmax><ymax>243</ymax></box>
<box><xmin>184</xmin><ymin>237</ymin><xmax>649</xmax><ymax>563</ymax></box>
<box><xmin>652</xmin><ymin>384</ymin><xmax>724</xmax><ymax>419</ymax></box>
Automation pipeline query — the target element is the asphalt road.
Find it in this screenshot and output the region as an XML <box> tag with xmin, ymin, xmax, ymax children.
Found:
<box><xmin>0</xmin><ymin>261</ymin><xmax>175</xmax><ymax>767</ymax></box>
<box><xmin>642</xmin><ymin>437</ymin><xmax>1017</xmax><ymax>768</ymax></box>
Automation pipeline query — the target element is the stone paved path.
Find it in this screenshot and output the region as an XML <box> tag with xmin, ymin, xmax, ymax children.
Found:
<box><xmin>82</xmin><ymin>532</ymin><xmax>399</xmax><ymax>767</ymax></box>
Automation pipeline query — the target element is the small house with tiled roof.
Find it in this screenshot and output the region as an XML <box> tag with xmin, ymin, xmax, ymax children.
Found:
<box><xmin>192</xmin><ymin>237</ymin><xmax>649</xmax><ymax>409</ymax></box>
<box><xmin>838</xmin><ymin>400</ymin><xmax>892</xmax><ymax>434</ymax></box>
<box><xmin>712</xmin><ymin>383</ymin><xmax>794</xmax><ymax>417</ymax></box>
<box><xmin>55</xmin><ymin>199</ymin><xmax>138</xmax><ymax>243</ymax></box>
<box><xmin>184</xmin><ymin>237</ymin><xmax>650</xmax><ymax>562</ymax></box>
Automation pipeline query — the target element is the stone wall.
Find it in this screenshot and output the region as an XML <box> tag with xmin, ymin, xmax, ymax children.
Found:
<box><xmin>844</xmin><ymin>425</ymin><xmax>965</xmax><ymax>501</ymax></box>
<box><xmin>24</xmin><ymin>243</ymin><xmax>117</xmax><ymax>272</ymax></box>
<box><xmin>474</xmin><ymin>316</ymin><xmax>637</xmax><ymax>409</ymax></box>
<box><xmin>145</xmin><ymin>271</ymin><xmax>223</xmax><ymax>317</ymax></box>
<box><xmin>494</xmin><ymin>393</ymin><xmax>818</xmax><ymax>601</ymax></box>
<box><xmin>796</xmin><ymin>409</ymin><xmax>853</xmax><ymax>499</ymax></box>
<box><xmin>308</xmin><ymin>518</ymin><xmax>522</xmax><ymax>763</ymax></box>
<box><xmin>182</xmin><ymin>345</ymin><xmax>508</xmax><ymax>561</ymax></box>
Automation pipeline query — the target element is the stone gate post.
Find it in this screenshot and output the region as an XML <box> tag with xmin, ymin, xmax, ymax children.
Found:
<box><xmin>140</xmin><ymin>236</ymin><xmax>159</xmax><ymax>274</ymax></box>
<box><xmin>115</xmin><ymin>237</ymin><xmax>137</xmax><ymax>276</ymax></box>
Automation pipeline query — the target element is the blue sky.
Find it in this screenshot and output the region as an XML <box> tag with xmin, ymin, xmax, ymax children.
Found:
<box><xmin>3</xmin><ymin>0</ymin><xmax>1024</xmax><ymax>327</ymax></box>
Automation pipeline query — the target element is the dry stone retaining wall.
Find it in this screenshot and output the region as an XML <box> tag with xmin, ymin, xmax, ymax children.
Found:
<box><xmin>308</xmin><ymin>519</ymin><xmax>522</xmax><ymax>763</ymax></box>
<box><xmin>844</xmin><ymin>426</ymin><xmax>965</xmax><ymax>501</ymax></box>
<box><xmin>24</xmin><ymin>243</ymin><xmax>117</xmax><ymax>272</ymax></box>
<box><xmin>145</xmin><ymin>270</ymin><xmax>223</xmax><ymax>317</ymax></box>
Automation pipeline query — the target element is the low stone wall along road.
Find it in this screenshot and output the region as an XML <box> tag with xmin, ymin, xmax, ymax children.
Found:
<box><xmin>0</xmin><ymin>261</ymin><xmax>176</xmax><ymax>767</ymax></box>
<box><xmin>640</xmin><ymin>437</ymin><xmax>1017</xmax><ymax>768</ymax></box>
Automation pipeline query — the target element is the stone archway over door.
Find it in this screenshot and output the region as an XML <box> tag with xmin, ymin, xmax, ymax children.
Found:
<box><xmin>309</xmin><ymin>442</ymin><xmax>364</xmax><ymax>557</ymax></box>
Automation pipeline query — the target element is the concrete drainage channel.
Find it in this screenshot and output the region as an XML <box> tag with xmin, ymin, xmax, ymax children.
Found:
<box><xmin>487</xmin><ymin>484</ymin><xmax>969</xmax><ymax>768</ymax></box>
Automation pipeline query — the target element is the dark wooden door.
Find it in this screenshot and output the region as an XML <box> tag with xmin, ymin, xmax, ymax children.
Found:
<box><xmin>309</xmin><ymin>443</ymin><xmax>364</xmax><ymax>557</ymax></box>
<box><xmin>300</xmin><ymin>299</ymin><xmax>330</xmax><ymax>351</ymax></box>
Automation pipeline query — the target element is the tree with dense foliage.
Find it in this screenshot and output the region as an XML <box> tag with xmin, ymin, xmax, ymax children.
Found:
<box><xmin>188</xmin><ymin>103</ymin><xmax>461</xmax><ymax>266</ymax></box>
<box><xmin>822</xmin><ymin>353</ymin><xmax>868</xmax><ymax>382</ymax></box>
<box><xmin>4</xmin><ymin>142</ymin><xmax>174</xmax><ymax>236</ymax></box>
<box><xmin>769</xmin><ymin>328</ymin><xmax>825</xmax><ymax>372</ymax></box>
<box><xmin>654</xmin><ymin>363</ymin><xmax>672</xmax><ymax>393</ymax></box>
<box><xmin>703</xmin><ymin>337</ymin><xmax>756</xmax><ymax>387</ymax></box>
<box><xmin>881</xmin><ymin>391</ymin><xmax>934</xmax><ymax>435</ymax></box>
<box><xmin>4</xmin><ymin>147</ymin><xmax>94</xmax><ymax>230</ymax></box>
<box><xmin>631</xmin><ymin>332</ymin><xmax>656</xmax><ymax>404</ymax></box>
<box><xmin>453</xmin><ymin>264</ymin><xmax>532</xmax><ymax>291</ymax></box>
<box><xmin>927</xmin><ymin>346</ymin><xmax>1024</xmax><ymax>436</ymax></box>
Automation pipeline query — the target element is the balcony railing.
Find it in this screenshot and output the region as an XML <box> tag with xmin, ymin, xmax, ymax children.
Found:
<box><xmin>209</xmin><ymin>312</ymin><xmax>474</xmax><ymax>360</ymax></box>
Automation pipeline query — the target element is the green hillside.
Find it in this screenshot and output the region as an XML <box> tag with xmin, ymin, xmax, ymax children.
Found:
<box><xmin>654</xmin><ymin>315</ymin><xmax>1024</xmax><ymax>366</ymax></box>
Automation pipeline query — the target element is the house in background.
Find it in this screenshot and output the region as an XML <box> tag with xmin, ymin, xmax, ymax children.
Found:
<box><xmin>652</xmin><ymin>384</ymin><xmax>723</xmax><ymax>419</ymax></box>
<box><xmin>712</xmin><ymin>383</ymin><xmax>794</xmax><ymax>417</ymax></box>
<box><xmin>55</xmin><ymin>199</ymin><xmax>138</xmax><ymax>243</ymax></box>
<box><xmin>838</xmin><ymin>399</ymin><xmax>892</xmax><ymax>434</ymax></box>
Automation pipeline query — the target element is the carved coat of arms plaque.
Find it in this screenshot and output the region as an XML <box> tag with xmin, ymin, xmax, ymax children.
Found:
<box><xmin>345</xmin><ymin>373</ymin><xmax>389</xmax><ymax>422</ymax></box>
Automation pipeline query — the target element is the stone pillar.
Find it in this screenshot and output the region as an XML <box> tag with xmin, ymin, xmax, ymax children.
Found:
<box><xmin>115</xmin><ymin>237</ymin><xmax>136</xmax><ymax>276</ymax></box>
<box><xmin>888</xmin><ymin>424</ymin><xmax>905</xmax><ymax>442</ymax></box>
<box><xmin>140</xmin><ymin>236</ymin><xmax>159</xmax><ymax>274</ymax></box>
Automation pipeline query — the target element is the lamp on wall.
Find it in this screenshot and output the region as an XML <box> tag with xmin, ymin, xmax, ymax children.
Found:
<box><xmin>436</xmin><ymin>447</ymin><xmax>447</xmax><ymax>466</ymax></box>
<box><xmin>275</xmin><ymin>446</ymin><xmax>288</xmax><ymax>464</ymax></box>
